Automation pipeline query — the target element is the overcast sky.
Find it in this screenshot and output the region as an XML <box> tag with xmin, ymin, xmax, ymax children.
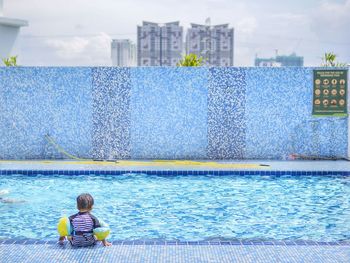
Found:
<box><xmin>4</xmin><ymin>0</ymin><xmax>350</xmax><ymax>66</ymax></box>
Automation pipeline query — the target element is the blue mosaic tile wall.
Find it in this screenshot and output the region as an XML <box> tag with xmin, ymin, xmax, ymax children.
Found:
<box><xmin>92</xmin><ymin>67</ymin><xmax>131</xmax><ymax>159</ymax></box>
<box><xmin>0</xmin><ymin>67</ymin><xmax>348</xmax><ymax>159</ymax></box>
<box><xmin>130</xmin><ymin>68</ymin><xmax>208</xmax><ymax>159</ymax></box>
<box><xmin>208</xmin><ymin>68</ymin><xmax>246</xmax><ymax>159</ymax></box>
<box><xmin>244</xmin><ymin>67</ymin><xmax>348</xmax><ymax>159</ymax></box>
<box><xmin>0</xmin><ymin>67</ymin><xmax>92</xmax><ymax>159</ymax></box>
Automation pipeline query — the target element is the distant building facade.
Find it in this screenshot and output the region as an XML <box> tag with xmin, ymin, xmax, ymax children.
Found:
<box><xmin>111</xmin><ymin>39</ymin><xmax>136</xmax><ymax>66</ymax></box>
<box><xmin>186</xmin><ymin>23</ymin><xmax>234</xmax><ymax>66</ymax></box>
<box><xmin>137</xmin><ymin>21</ymin><xmax>183</xmax><ymax>66</ymax></box>
<box><xmin>255</xmin><ymin>53</ymin><xmax>304</xmax><ymax>67</ymax></box>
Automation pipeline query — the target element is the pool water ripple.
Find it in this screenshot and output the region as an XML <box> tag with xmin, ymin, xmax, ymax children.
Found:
<box><xmin>0</xmin><ymin>173</ymin><xmax>349</xmax><ymax>241</ymax></box>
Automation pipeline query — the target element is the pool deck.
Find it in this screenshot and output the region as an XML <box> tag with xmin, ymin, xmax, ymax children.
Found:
<box><xmin>0</xmin><ymin>159</ymin><xmax>350</xmax><ymax>172</ymax></box>
<box><xmin>1</xmin><ymin>242</ymin><xmax>350</xmax><ymax>263</ymax></box>
<box><xmin>1</xmin><ymin>159</ymin><xmax>350</xmax><ymax>262</ymax></box>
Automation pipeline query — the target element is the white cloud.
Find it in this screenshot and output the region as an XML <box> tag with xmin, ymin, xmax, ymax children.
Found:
<box><xmin>236</xmin><ymin>17</ymin><xmax>258</xmax><ymax>35</ymax></box>
<box><xmin>45</xmin><ymin>33</ymin><xmax>112</xmax><ymax>65</ymax></box>
<box><xmin>270</xmin><ymin>13</ymin><xmax>309</xmax><ymax>26</ymax></box>
<box><xmin>46</xmin><ymin>38</ymin><xmax>89</xmax><ymax>58</ymax></box>
<box><xmin>311</xmin><ymin>0</ymin><xmax>350</xmax><ymax>34</ymax></box>
<box><xmin>315</xmin><ymin>0</ymin><xmax>350</xmax><ymax>24</ymax></box>
<box><xmin>307</xmin><ymin>0</ymin><xmax>350</xmax><ymax>63</ymax></box>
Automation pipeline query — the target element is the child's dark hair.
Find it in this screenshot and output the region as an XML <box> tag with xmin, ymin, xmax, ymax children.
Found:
<box><xmin>77</xmin><ymin>193</ymin><xmax>94</xmax><ymax>210</ymax></box>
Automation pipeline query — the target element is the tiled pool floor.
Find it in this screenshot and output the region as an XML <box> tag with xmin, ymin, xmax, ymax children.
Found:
<box><xmin>1</xmin><ymin>243</ymin><xmax>350</xmax><ymax>263</ymax></box>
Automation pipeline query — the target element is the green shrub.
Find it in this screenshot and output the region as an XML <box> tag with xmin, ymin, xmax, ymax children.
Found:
<box><xmin>321</xmin><ymin>52</ymin><xmax>346</xmax><ymax>67</ymax></box>
<box><xmin>2</xmin><ymin>56</ymin><xmax>18</xmax><ymax>67</ymax></box>
<box><xmin>177</xmin><ymin>54</ymin><xmax>204</xmax><ymax>67</ymax></box>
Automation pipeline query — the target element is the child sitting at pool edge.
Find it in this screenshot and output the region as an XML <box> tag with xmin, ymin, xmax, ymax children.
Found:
<box><xmin>59</xmin><ymin>193</ymin><xmax>112</xmax><ymax>247</ymax></box>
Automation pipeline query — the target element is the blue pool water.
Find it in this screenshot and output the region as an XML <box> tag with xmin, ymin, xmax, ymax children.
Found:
<box><xmin>0</xmin><ymin>173</ymin><xmax>349</xmax><ymax>242</ymax></box>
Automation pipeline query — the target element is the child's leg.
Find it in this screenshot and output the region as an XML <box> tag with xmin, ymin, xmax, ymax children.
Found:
<box><xmin>58</xmin><ymin>236</ymin><xmax>65</xmax><ymax>244</ymax></box>
<box><xmin>59</xmin><ymin>236</ymin><xmax>71</xmax><ymax>244</ymax></box>
<box><xmin>101</xmin><ymin>239</ymin><xmax>112</xmax><ymax>246</ymax></box>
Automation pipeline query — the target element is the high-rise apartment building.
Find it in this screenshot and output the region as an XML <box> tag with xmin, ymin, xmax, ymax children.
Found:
<box><xmin>111</xmin><ymin>39</ymin><xmax>136</xmax><ymax>66</ymax></box>
<box><xmin>137</xmin><ymin>21</ymin><xmax>183</xmax><ymax>66</ymax></box>
<box><xmin>186</xmin><ymin>23</ymin><xmax>234</xmax><ymax>66</ymax></box>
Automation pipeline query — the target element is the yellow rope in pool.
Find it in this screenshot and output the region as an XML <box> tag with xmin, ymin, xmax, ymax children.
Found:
<box><xmin>44</xmin><ymin>134</ymin><xmax>86</xmax><ymax>160</ymax></box>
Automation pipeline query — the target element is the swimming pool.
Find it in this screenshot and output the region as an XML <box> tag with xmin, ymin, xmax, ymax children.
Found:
<box><xmin>0</xmin><ymin>172</ymin><xmax>349</xmax><ymax>242</ymax></box>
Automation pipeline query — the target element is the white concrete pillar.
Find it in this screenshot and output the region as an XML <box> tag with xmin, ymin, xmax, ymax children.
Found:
<box><xmin>0</xmin><ymin>0</ymin><xmax>3</xmax><ymax>16</ymax></box>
